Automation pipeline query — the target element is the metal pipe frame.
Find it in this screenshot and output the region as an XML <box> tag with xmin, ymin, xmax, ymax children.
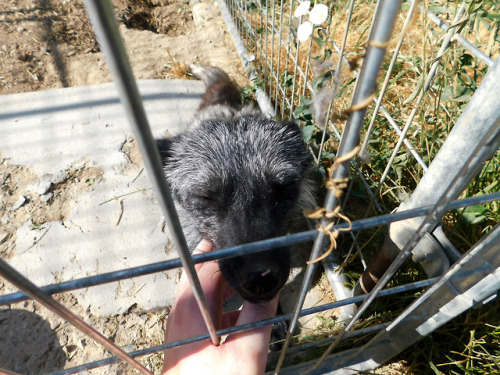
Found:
<box><xmin>306</xmin><ymin>88</ymin><xmax>500</xmax><ymax>373</ymax></box>
<box><xmin>44</xmin><ymin>266</ymin><xmax>486</xmax><ymax>374</ymax></box>
<box><xmin>0</xmin><ymin>258</ymin><xmax>152</xmax><ymax>374</ymax></box>
<box><xmin>219</xmin><ymin>0</ymin><xmax>500</xmax><ymax>374</ymax></box>
<box><xmin>408</xmin><ymin>0</ymin><xmax>494</xmax><ymax>67</ymax></box>
<box><xmin>82</xmin><ymin>0</ymin><xmax>219</xmax><ymax>346</ymax></box>
<box><xmin>1</xmin><ymin>0</ymin><xmax>498</xmax><ymax>374</ymax></box>
<box><xmin>274</xmin><ymin>0</ymin><xmax>402</xmax><ymax>372</ymax></box>
<box><xmin>1</xmin><ymin>192</ymin><xmax>497</xmax><ymax>307</ymax></box>
<box><xmin>287</xmin><ymin>223</ymin><xmax>500</xmax><ymax>375</ymax></box>
<box><xmin>224</xmin><ymin>0</ymin><xmax>427</xmax><ymax>216</ymax></box>
<box><xmin>357</xmin><ymin>43</ymin><xmax>500</xmax><ymax>297</ymax></box>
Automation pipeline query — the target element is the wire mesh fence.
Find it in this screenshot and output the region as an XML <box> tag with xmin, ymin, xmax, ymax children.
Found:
<box><xmin>219</xmin><ymin>0</ymin><xmax>500</xmax><ymax>372</ymax></box>
<box><xmin>1</xmin><ymin>0</ymin><xmax>499</xmax><ymax>374</ymax></box>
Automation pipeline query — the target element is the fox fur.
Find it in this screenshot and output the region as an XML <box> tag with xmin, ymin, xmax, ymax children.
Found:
<box><xmin>156</xmin><ymin>66</ymin><xmax>315</xmax><ymax>304</ymax></box>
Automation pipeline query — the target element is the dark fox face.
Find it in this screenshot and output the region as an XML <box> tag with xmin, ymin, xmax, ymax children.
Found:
<box><xmin>157</xmin><ymin>116</ymin><xmax>312</xmax><ymax>303</ymax></box>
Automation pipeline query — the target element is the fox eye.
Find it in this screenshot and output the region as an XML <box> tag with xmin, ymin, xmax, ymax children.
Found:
<box><xmin>273</xmin><ymin>179</ymin><xmax>299</xmax><ymax>202</ymax></box>
<box><xmin>193</xmin><ymin>193</ymin><xmax>217</xmax><ymax>204</ymax></box>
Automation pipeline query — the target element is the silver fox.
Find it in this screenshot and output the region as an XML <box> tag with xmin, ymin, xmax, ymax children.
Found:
<box><xmin>156</xmin><ymin>66</ymin><xmax>315</xmax><ymax>304</ymax></box>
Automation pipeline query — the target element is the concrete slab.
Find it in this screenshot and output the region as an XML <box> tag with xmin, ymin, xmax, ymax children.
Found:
<box><xmin>0</xmin><ymin>80</ymin><xmax>204</xmax><ymax>315</ymax></box>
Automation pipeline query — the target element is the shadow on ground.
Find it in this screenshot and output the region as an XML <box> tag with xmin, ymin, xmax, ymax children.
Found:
<box><xmin>0</xmin><ymin>308</ymin><xmax>66</xmax><ymax>374</ymax></box>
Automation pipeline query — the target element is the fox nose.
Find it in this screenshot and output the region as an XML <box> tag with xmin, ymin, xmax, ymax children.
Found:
<box><xmin>241</xmin><ymin>268</ymin><xmax>282</xmax><ymax>302</ymax></box>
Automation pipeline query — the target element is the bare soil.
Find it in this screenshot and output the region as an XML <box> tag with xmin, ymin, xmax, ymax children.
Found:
<box><xmin>0</xmin><ymin>0</ymin><xmax>247</xmax><ymax>94</ymax></box>
<box><xmin>0</xmin><ymin>0</ymin><xmax>247</xmax><ymax>373</ymax></box>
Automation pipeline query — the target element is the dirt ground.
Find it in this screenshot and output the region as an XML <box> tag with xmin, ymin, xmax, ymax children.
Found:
<box><xmin>0</xmin><ymin>0</ymin><xmax>248</xmax><ymax>373</ymax></box>
<box><xmin>0</xmin><ymin>1</ymin><xmax>404</xmax><ymax>374</ymax></box>
<box><xmin>0</xmin><ymin>0</ymin><xmax>248</xmax><ymax>94</ymax></box>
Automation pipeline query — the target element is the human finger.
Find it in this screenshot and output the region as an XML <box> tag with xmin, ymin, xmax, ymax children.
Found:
<box><xmin>220</xmin><ymin>310</ymin><xmax>240</xmax><ymax>329</ymax></box>
<box><xmin>166</xmin><ymin>240</ymin><xmax>225</xmax><ymax>342</ymax></box>
<box><xmin>178</xmin><ymin>239</ymin><xmax>215</xmax><ymax>286</ymax></box>
<box><xmin>225</xmin><ymin>293</ymin><xmax>279</xmax><ymax>345</ymax></box>
<box><xmin>221</xmin><ymin>294</ymin><xmax>279</xmax><ymax>373</ymax></box>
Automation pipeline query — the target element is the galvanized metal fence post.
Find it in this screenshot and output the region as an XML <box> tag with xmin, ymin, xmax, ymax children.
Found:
<box><xmin>83</xmin><ymin>0</ymin><xmax>220</xmax><ymax>346</ymax></box>
<box><xmin>218</xmin><ymin>0</ymin><xmax>500</xmax><ymax>373</ymax></box>
<box><xmin>274</xmin><ymin>0</ymin><xmax>402</xmax><ymax>372</ymax></box>
<box><xmin>357</xmin><ymin>54</ymin><xmax>500</xmax><ymax>295</ymax></box>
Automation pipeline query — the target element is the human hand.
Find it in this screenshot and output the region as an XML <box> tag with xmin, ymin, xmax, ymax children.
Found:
<box><xmin>162</xmin><ymin>239</ymin><xmax>279</xmax><ymax>374</ymax></box>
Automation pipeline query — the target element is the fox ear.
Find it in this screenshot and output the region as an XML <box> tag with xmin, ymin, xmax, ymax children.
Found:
<box><xmin>156</xmin><ymin>137</ymin><xmax>176</xmax><ymax>166</ymax></box>
<box><xmin>283</xmin><ymin>121</ymin><xmax>301</xmax><ymax>132</ymax></box>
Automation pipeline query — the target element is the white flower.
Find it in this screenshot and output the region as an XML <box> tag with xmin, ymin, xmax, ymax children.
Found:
<box><xmin>294</xmin><ymin>1</ymin><xmax>311</xmax><ymax>18</ymax></box>
<box><xmin>309</xmin><ymin>3</ymin><xmax>329</xmax><ymax>25</ymax></box>
<box><xmin>297</xmin><ymin>21</ymin><xmax>313</xmax><ymax>42</ymax></box>
<box><xmin>294</xmin><ymin>2</ymin><xmax>329</xmax><ymax>42</ymax></box>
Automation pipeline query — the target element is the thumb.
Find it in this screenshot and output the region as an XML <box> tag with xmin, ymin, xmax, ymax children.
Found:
<box><xmin>235</xmin><ymin>296</ymin><xmax>279</xmax><ymax>327</ymax></box>
<box><xmin>224</xmin><ymin>294</ymin><xmax>279</xmax><ymax>354</ymax></box>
